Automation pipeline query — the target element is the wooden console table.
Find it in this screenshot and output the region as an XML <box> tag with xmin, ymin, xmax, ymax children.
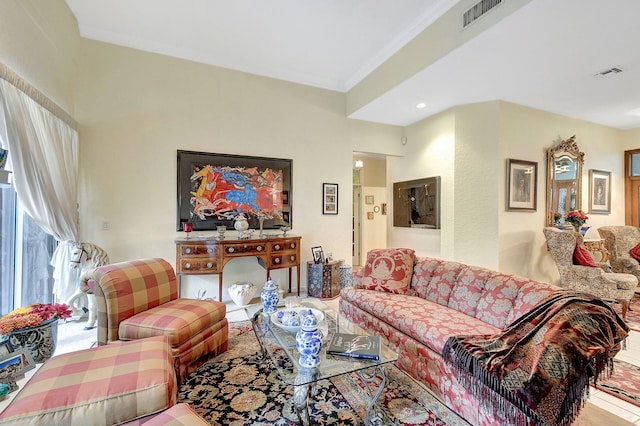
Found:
<box><xmin>175</xmin><ymin>235</ymin><xmax>301</xmax><ymax>301</ymax></box>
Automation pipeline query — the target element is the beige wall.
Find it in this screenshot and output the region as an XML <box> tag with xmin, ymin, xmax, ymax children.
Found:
<box><xmin>387</xmin><ymin>109</ymin><xmax>455</xmax><ymax>257</ymax></box>
<box><xmin>0</xmin><ymin>0</ymin><xmax>79</xmax><ymax>115</ymax></box>
<box><xmin>498</xmin><ymin>101</ymin><xmax>629</xmax><ymax>285</ymax></box>
<box><xmin>74</xmin><ymin>39</ymin><xmax>402</xmax><ymax>299</ymax></box>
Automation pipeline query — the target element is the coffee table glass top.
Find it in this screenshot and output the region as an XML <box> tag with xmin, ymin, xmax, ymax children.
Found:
<box><xmin>249</xmin><ymin>298</ymin><xmax>398</xmax><ymax>386</ymax></box>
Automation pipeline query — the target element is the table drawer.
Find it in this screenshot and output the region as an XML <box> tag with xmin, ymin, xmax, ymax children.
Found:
<box><xmin>270</xmin><ymin>253</ymin><xmax>298</xmax><ymax>268</ymax></box>
<box><xmin>270</xmin><ymin>240</ymin><xmax>299</xmax><ymax>253</ymax></box>
<box><xmin>223</xmin><ymin>242</ymin><xmax>266</xmax><ymax>256</ymax></box>
<box><xmin>179</xmin><ymin>258</ymin><xmax>219</xmax><ymax>273</ymax></box>
<box><xmin>180</xmin><ymin>244</ymin><xmax>218</xmax><ymax>257</ymax></box>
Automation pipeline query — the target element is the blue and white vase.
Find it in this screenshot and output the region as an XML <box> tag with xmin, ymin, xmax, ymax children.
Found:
<box><xmin>295</xmin><ymin>311</ymin><xmax>324</xmax><ymax>368</ymax></box>
<box><xmin>261</xmin><ymin>277</ymin><xmax>279</xmax><ymax>314</ymax></box>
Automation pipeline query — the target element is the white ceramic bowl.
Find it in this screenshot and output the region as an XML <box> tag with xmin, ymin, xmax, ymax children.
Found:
<box><xmin>270</xmin><ymin>307</ymin><xmax>325</xmax><ymax>332</ymax></box>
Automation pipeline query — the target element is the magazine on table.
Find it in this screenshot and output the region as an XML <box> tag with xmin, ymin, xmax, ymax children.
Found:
<box><xmin>327</xmin><ymin>333</ymin><xmax>381</xmax><ymax>360</ymax></box>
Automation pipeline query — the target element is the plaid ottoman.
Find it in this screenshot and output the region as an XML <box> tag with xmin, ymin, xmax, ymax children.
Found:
<box><xmin>0</xmin><ymin>336</ymin><xmax>176</xmax><ymax>425</ymax></box>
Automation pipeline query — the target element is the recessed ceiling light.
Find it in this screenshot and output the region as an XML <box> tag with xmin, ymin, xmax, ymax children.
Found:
<box><xmin>416</xmin><ymin>103</ymin><xmax>427</xmax><ymax>109</ymax></box>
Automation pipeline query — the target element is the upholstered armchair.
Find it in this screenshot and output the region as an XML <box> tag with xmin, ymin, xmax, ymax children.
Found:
<box><xmin>598</xmin><ymin>226</ymin><xmax>640</xmax><ymax>283</ymax></box>
<box><xmin>82</xmin><ymin>258</ymin><xmax>229</xmax><ymax>382</ymax></box>
<box><xmin>543</xmin><ymin>227</ymin><xmax>636</xmax><ymax>317</ymax></box>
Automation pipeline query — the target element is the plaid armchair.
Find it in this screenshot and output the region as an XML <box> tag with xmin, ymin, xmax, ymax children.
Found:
<box><xmin>598</xmin><ymin>226</ymin><xmax>640</xmax><ymax>284</ymax></box>
<box><xmin>543</xmin><ymin>227</ymin><xmax>636</xmax><ymax>317</ymax></box>
<box><xmin>82</xmin><ymin>258</ymin><xmax>228</xmax><ymax>382</ymax></box>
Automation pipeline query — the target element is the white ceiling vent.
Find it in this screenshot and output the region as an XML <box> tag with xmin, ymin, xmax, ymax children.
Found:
<box><xmin>462</xmin><ymin>0</ymin><xmax>503</xmax><ymax>29</ymax></box>
<box><xmin>593</xmin><ymin>67</ymin><xmax>624</xmax><ymax>79</ymax></box>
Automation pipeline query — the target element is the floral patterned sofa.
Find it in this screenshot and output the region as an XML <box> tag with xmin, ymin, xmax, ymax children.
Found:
<box><xmin>339</xmin><ymin>249</ymin><xmax>591</xmax><ymax>425</ymax></box>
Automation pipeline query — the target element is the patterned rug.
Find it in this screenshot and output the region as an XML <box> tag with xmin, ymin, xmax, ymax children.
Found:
<box><xmin>594</xmin><ymin>359</ymin><xmax>640</xmax><ymax>408</ymax></box>
<box><xmin>178</xmin><ymin>321</ymin><xmax>467</xmax><ymax>425</ymax></box>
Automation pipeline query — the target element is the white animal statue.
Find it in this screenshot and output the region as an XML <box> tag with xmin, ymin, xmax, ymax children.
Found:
<box><xmin>66</xmin><ymin>242</ymin><xmax>109</xmax><ymax>330</ymax></box>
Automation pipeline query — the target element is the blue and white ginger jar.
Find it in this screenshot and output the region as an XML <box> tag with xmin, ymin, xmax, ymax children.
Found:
<box><xmin>295</xmin><ymin>311</ymin><xmax>324</xmax><ymax>368</ymax></box>
<box><xmin>261</xmin><ymin>277</ymin><xmax>279</xmax><ymax>314</ymax></box>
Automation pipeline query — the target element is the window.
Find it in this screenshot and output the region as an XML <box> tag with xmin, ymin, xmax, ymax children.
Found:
<box><xmin>0</xmin><ymin>183</ymin><xmax>56</xmax><ymax>314</ymax></box>
<box><xmin>631</xmin><ymin>153</ymin><xmax>640</xmax><ymax>177</ymax></box>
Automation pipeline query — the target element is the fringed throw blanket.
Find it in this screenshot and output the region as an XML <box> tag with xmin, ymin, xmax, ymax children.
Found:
<box><xmin>442</xmin><ymin>291</ymin><xmax>629</xmax><ymax>426</ymax></box>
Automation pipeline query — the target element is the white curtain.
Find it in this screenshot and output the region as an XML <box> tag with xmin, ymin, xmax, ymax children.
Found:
<box><xmin>0</xmin><ymin>78</ymin><xmax>80</xmax><ymax>301</ymax></box>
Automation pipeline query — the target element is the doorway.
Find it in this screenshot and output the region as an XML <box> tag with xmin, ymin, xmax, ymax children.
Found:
<box><xmin>352</xmin><ymin>185</ymin><xmax>362</xmax><ymax>266</ymax></box>
<box><xmin>625</xmin><ymin>149</ymin><xmax>640</xmax><ymax>226</ymax></box>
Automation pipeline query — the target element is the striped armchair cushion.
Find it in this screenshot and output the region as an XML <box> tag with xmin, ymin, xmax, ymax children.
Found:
<box><xmin>119</xmin><ymin>298</ymin><xmax>226</xmax><ymax>346</ymax></box>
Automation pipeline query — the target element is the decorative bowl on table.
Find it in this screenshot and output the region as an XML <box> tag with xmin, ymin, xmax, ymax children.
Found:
<box><xmin>270</xmin><ymin>307</ymin><xmax>325</xmax><ymax>333</ymax></box>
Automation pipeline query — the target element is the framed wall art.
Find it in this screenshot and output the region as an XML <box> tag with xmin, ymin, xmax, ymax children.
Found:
<box><xmin>506</xmin><ymin>159</ymin><xmax>537</xmax><ymax>211</ymax></box>
<box><xmin>322</xmin><ymin>183</ymin><xmax>338</xmax><ymax>215</ymax></box>
<box><xmin>589</xmin><ymin>169</ymin><xmax>611</xmax><ymax>214</ymax></box>
<box><xmin>177</xmin><ymin>150</ymin><xmax>292</xmax><ymax>230</ymax></box>
<box><xmin>365</xmin><ymin>195</ymin><xmax>374</xmax><ymax>205</ymax></box>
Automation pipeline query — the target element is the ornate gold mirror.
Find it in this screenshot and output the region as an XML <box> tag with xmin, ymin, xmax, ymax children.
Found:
<box><xmin>546</xmin><ymin>135</ymin><xmax>584</xmax><ymax>226</ymax></box>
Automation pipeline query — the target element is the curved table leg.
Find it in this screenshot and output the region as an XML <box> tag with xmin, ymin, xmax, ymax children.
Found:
<box><xmin>293</xmin><ymin>383</ymin><xmax>311</xmax><ymax>425</ymax></box>
<box><xmin>356</xmin><ymin>365</ymin><xmax>387</xmax><ymax>426</ymax></box>
<box><xmin>293</xmin><ymin>367</ymin><xmax>318</xmax><ymax>425</ymax></box>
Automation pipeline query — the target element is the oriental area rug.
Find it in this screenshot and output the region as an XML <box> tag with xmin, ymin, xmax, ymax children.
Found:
<box><xmin>178</xmin><ymin>321</ymin><xmax>467</xmax><ymax>425</ymax></box>
<box><xmin>594</xmin><ymin>359</ymin><xmax>640</xmax><ymax>408</ymax></box>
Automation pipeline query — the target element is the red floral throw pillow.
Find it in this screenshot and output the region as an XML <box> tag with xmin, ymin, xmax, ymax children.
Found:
<box><xmin>573</xmin><ymin>244</ymin><xmax>598</xmax><ymax>268</ymax></box>
<box><xmin>361</xmin><ymin>248</ymin><xmax>415</xmax><ymax>294</ymax></box>
<box><xmin>630</xmin><ymin>243</ymin><xmax>640</xmax><ymax>261</ymax></box>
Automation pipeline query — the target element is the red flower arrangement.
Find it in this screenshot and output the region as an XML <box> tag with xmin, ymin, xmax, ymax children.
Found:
<box><xmin>565</xmin><ymin>210</ymin><xmax>589</xmax><ymax>229</ymax></box>
<box><xmin>0</xmin><ymin>303</ymin><xmax>72</xmax><ymax>335</ymax></box>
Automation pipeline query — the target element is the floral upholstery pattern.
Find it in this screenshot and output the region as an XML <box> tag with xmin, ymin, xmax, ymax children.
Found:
<box><xmin>543</xmin><ymin>227</ymin><xmax>636</xmax><ymax>317</ymax></box>
<box><xmin>599</xmin><ymin>226</ymin><xmax>640</xmax><ymax>282</ymax></box>
<box><xmin>360</xmin><ymin>248</ymin><xmax>415</xmax><ymax>294</ymax></box>
<box><xmin>340</xmin><ymin>254</ymin><xmax>562</xmax><ymax>426</ymax></box>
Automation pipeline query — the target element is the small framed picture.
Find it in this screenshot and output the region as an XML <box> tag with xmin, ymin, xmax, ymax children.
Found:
<box><xmin>381</xmin><ymin>203</ymin><xmax>387</xmax><ymax>215</ymax></box>
<box><xmin>322</xmin><ymin>183</ymin><xmax>338</xmax><ymax>215</ymax></box>
<box><xmin>506</xmin><ymin>159</ymin><xmax>537</xmax><ymax>211</ymax></box>
<box><xmin>282</xmin><ymin>190</ymin><xmax>289</xmax><ymax>205</ymax></box>
<box><xmin>367</xmin><ymin>212</ymin><xmax>374</xmax><ymax>220</ymax></box>
<box><xmin>282</xmin><ymin>211</ymin><xmax>290</xmax><ymax>223</ymax></box>
<box><xmin>311</xmin><ymin>246</ymin><xmax>325</xmax><ymax>264</ymax></box>
<box><xmin>365</xmin><ymin>195</ymin><xmax>374</xmax><ymax>205</ymax></box>
<box><xmin>0</xmin><ymin>349</ymin><xmax>35</xmax><ymax>381</ymax></box>
<box><xmin>589</xmin><ymin>169</ymin><xmax>611</xmax><ymax>214</ymax></box>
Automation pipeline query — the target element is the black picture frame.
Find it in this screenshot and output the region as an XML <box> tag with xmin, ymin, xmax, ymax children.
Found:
<box><xmin>506</xmin><ymin>159</ymin><xmax>537</xmax><ymax>211</ymax></box>
<box><xmin>322</xmin><ymin>183</ymin><xmax>338</xmax><ymax>215</ymax></box>
<box><xmin>177</xmin><ymin>150</ymin><xmax>292</xmax><ymax>231</ymax></box>
<box><xmin>311</xmin><ymin>246</ymin><xmax>324</xmax><ymax>264</ymax></box>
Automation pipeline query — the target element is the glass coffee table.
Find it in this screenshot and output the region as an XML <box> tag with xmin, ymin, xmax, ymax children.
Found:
<box><xmin>248</xmin><ymin>298</ymin><xmax>398</xmax><ymax>426</ymax></box>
